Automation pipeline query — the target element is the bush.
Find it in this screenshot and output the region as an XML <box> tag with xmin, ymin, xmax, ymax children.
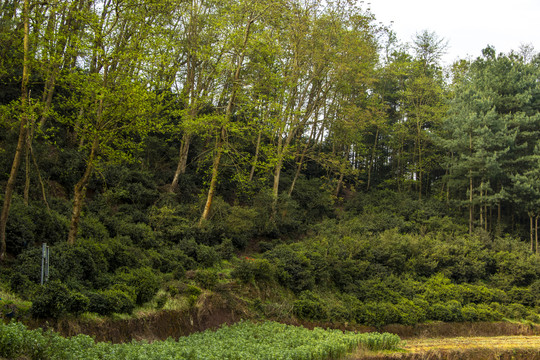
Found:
<box><xmin>9</xmin><ymin>272</ymin><xmax>37</xmax><ymax>300</ymax></box>
<box><xmin>395</xmin><ymin>299</ymin><xmax>427</xmax><ymax>325</ymax></box>
<box><xmin>86</xmin><ymin>288</ymin><xmax>135</xmax><ymax>315</ymax></box>
<box><xmin>232</xmin><ymin>257</ymin><xmax>275</xmax><ymax>283</ymax></box>
<box><xmin>185</xmin><ymin>284</ymin><xmax>202</xmax><ymax>297</ymax></box>
<box><xmin>293</xmin><ymin>297</ymin><xmax>327</xmax><ymax>321</ymax></box>
<box><xmin>68</xmin><ymin>292</ymin><xmax>90</xmax><ymax>315</ymax></box>
<box><xmin>114</xmin><ymin>267</ymin><xmax>160</xmax><ymax>305</ymax></box>
<box><xmin>356</xmin><ymin>302</ymin><xmax>400</xmax><ymax>327</ymax></box>
<box><xmin>195</xmin><ymin>244</ymin><xmax>220</xmax><ymax>268</ymax></box>
<box><xmin>264</xmin><ymin>245</ymin><xmax>314</xmax><ymax>293</ymax></box>
<box><xmin>5</xmin><ymin>198</ymin><xmax>36</xmax><ymax>255</ymax></box>
<box><xmin>103</xmin><ymin>289</ymin><xmax>135</xmax><ymax>314</ymax></box>
<box><xmin>508</xmin><ymin>287</ymin><xmax>535</xmax><ymax>307</ymax></box>
<box><xmin>194</xmin><ymin>269</ymin><xmax>218</xmax><ymax>290</ymax></box>
<box><xmin>31</xmin><ymin>281</ymin><xmax>72</xmax><ymax>319</ymax></box>
<box><xmin>429</xmin><ymin>300</ymin><xmax>463</xmax><ymax>322</ymax></box>
<box><xmin>53</xmin><ymin>241</ymin><xmax>109</xmax><ymax>288</ymax></box>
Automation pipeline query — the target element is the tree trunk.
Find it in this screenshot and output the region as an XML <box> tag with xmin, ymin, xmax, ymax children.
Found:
<box><xmin>335</xmin><ymin>171</ymin><xmax>345</xmax><ymax>198</ymax></box>
<box><xmin>249</xmin><ymin>128</ymin><xmax>262</xmax><ymax>182</ymax></box>
<box><xmin>170</xmin><ymin>133</ymin><xmax>191</xmax><ymax>191</ymax></box>
<box><xmin>469</xmin><ymin>171</ymin><xmax>473</xmax><ymax>236</ymax></box>
<box><xmin>0</xmin><ymin>0</ymin><xmax>30</xmax><ymax>261</ymax></box>
<box><xmin>67</xmin><ymin>137</ymin><xmax>98</xmax><ymax>245</ymax></box>
<box><xmin>479</xmin><ymin>185</ymin><xmax>483</xmax><ymax>229</ymax></box>
<box><xmin>366</xmin><ymin>127</ymin><xmax>379</xmax><ymax>191</ymax></box>
<box><xmin>534</xmin><ymin>216</ymin><xmax>538</xmax><ymax>255</ymax></box>
<box><xmin>0</xmin><ymin>117</ymin><xmax>28</xmax><ymax>260</ymax></box>
<box><xmin>468</xmin><ymin>133</ymin><xmax>473</xmax><ymax>235</ymax></box>
<box><xmin>199</xmin><ymin>129</ymin><xmax>224</xmax><ymax>224</ymax></box>
<box><xmin>199</xmin><ymin>14</ymin><xmax>257</xmax><ymax>223</ymax></box>
<box><xmin>530</xmin><ymin>213</ymin><xmax>534</xmax><ymax>252</ymax></box>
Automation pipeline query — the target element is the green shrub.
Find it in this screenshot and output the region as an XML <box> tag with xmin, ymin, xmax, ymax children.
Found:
<box><xmin>508</xmin><ymin>287</ymin><xmax>535</xmax><ymax>307</ymax></box>
<box><xmin>232</xmin><ymin>257</ymin><xmax>275</xmax><ymax>283</ymax></box>
<box><xmin>357</xmin><ymin>302</ymin><xmax>400</xmax><ymax>327</ymax></box>
<box><xmin>395</xmin><ymin>299</ymin><xmax>427</xmax><ymax>325</ymax></box>
<box><xmin>293</xmin><ymin>291</ymin><xmax>327</xmax><ymax>320</ymax></box>
<box><xmin>503</xmin><ymin>303</ymin><xmax>529</xmax><ymax>320</ymax></box>
<box><xmin>103</xmin><ymin>289</ymin><xmax>135</xmax><ymax>314</ymax></box>
<box><xmin>185</xmin><ymin>284</ymin><xmax>202</xmax><ymax>297</ymax></box>
<box><xmin>86</xmin><ymin>289</ymin><xmax>135</xmax><ymax>315</ymax></box>
<box><xmin>31</xmin><ymin>280</ymin><xmax>72</xmax><ymax>319</ymax></box>
<box><xmin>5</xmin><ymin>198</ymin><xmax>36</xmax><ymax>255</ymax></box>
<box><xmin>429</xmin><ymin>300</ymin><xmax>463</xmax><ymax>322</ymax></box>
<box><xmin>115</xmin><ymin>221</ymin><xmax>156</xmax><ymax>249</ymax></box>
<box><xmin>422</xmin><ymin>274</ymin><xmax>462</xmax><ymax>303</ymax></box>
<box><xmin>194</xmin><ymin>269</ymin><xmax>218</xmax><ymax>290</ymax></box>
<box><xmin>86</xmin><ymin>291</ymin><xmax>112</xmax><ymax>315</ymax></box>
<box><xmin>264</xmin><ymin>245</ymin><xmax>314</xmax><ymax>293</ymax></box>
<box><xmin>195</xmin><ymin>244</ymin><xmax>220</xmax><ymax>268</ymax></box>
<box><xmin>218</xmin><ymin>238</ymin><xmax>235</xmax><ymax>260</ymax></box>
<box><xmin>68</xmin><ymin>292</ymin><xmax>90</xmax><ymax>315</ymax></box>
<box><xmin>155</xmin><ymin>294</ymin><xmax>167</xmax><ymax>309</ymax></box>
<box><xmin>9</xmin><ymin>272</ymin><xmax>37</xmax><ymax>299</ymax></box>
<box><xmin>79</xmin><ymin>215</ymin><xmax>110</xmax><ymax>241</ymax></box>
<box><xmin>459</xmin><ymin>284</ymin><xmax>507</xmax><ymax>305</ymax></box>
<box><xmin>113</xmin><ymin>267</ymin><xmax>160</xmax><ymax>305</ymax></box>
<box><xmin>53</xmin><ymin>241</ymin><xmax>109</xmax><ymax>288</ymax></box>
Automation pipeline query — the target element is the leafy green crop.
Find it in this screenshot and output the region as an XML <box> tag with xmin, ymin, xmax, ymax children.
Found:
<box><xmin>0</xmin><ymin>321</ymin><xmax>401</xmax><ymax>360</ymax></box>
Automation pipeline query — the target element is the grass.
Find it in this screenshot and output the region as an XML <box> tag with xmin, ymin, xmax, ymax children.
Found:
<box><xmin>349</xmin><ymin>336</ymin><xmax>540</xmax><ymax>359</ymax></box>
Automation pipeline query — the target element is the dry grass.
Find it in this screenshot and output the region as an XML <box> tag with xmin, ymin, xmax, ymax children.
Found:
<box><xmin>404</xmin><ymin>335</ymin><xmax>540</xmax><ymax>352</ymax></box>
<box><xmin>350</xmin><ymin>335</ymin><xmax>540</xmax><ymax>360</ymax></box>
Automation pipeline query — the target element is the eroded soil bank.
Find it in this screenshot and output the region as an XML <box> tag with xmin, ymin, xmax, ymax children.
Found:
<box><xmin>24</xmin><ymin>308</ymin><xmax>540</xmax><ymax>344</ymax></box>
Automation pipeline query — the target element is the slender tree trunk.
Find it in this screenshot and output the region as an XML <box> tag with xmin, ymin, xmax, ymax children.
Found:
<box><xmin>0</xmin><ymin>119</ymin><xmax>29</xmax><ymax>260</ymax></box>
<box><xmin>199</xmin><ymin>14</ymin><xmax>258</xmax><ymax>224</ymax></box>
<box><xmin>170</xmin><ymin>133</ymin><xmax>191</xmax><ymax>191</ymax></box>
<box><xmin>273</xmin><ymin>150</ymin><xmax>284</xmax><ymax>201</ymax></box>
<box><xmin>335</xmin><ymin>170</ymin><xmax>345</xmax><ymax>198</ymax></box>
<box><xmin>469</xmin><ymin>171</ymin><xmax>473</xmax><ymax>236</ymax></box>
<box><xmin>534</xmin><ymin>216</ymin><xmax>538</xmax><ymax>255</ymax></box>
<box><xmin>417</xmin><ymin>128</ymin><xmax>422</xmax><ymax>201</ymax></box>
<box><xmin>289</xmin><ymin>114</ymin><xmax>319</xmax><ymax>196</ymax></box>
<box><xmin>468</xmin><ymin>132</ymin><xmax>473</xmax><ymax>235</ymax></box>
<box><xmin>67</xmin><ymin>137</ymin><xmax>99</xmax><ymax>245</ymax></box>
<box><xmin>249</xmin><ymin>128</ymin><xmax>262</xmax><ymax>182</ymax></box>
<box><xmin>24</xmin><ymin>132</ymin><xmax>31</xmax><ymax>205</ymax></box>
<box><xmin>498</xmin><ymin>200</ymin><xmax>501</xmax><ymax>225</ymax></box>
<box><xmin>200</xmin><ymin>127</ymin><xmax>224</xmax><ymax>224</ymax></box>
<box><xmin>479</xmin><ymin>185</ymin><xmax>483</xmax><ymax>229</ymax></box>
<box><xmin>0</xmin><ymin>0</ymin><xmax>30</xmax><ymax>261</ymax></box>
<box><xmin>30</xmin><ymin>144</ymin><xmax>49</xmax><ymax>211</ymax></box>
<box><xmin>366</xmin><ymin>127</ymin><xmax>379</xmax><ymax>191</ymax></box>
<box><xmin>530</xmin><ymin>213</ymin><xmax>534</xmax><ymax>252</ymax></box>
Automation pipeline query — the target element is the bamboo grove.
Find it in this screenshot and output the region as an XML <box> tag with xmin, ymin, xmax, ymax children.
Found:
<box><xmin>1</xmin><ymin>0</ymin><xmax>540</xmax><ymax>259</ymax></box>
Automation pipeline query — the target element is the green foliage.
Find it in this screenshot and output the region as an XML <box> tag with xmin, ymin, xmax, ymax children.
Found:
<box><xmin>0</xmin><ymin>321</ymin><xmax>402</xmax><ymax>360</ymax></box>
<box><xmin>9</xmin><ymin>272</ymin><xmax>37</xmax><ymax>300</ymax></box>
<box><xmin>31</xmin><ymin>281</ymin><xmax>73</xmax><ymax>319</ymax></box>
<box><xmin>194</xmin><ymin>269</ymin><xmax>218</xmax><ymax>290</ymax></box>
<box><xmin>293</xmin><ymin>291</ymin><xmax>327</xmax><ymax>320</ymax></box>
<box><xmin>231</xmin><ymin>257</ymin><xmax>275</xmax><ymax>283</ymax></box>
<box><xmin>264</xmin><ymin>245</ymin><xmax>314</xmax><ymax>293</ymax></box>
<box><xmin>113</xmin><ymin>267</ymin><xmax>160</xmax><ymax>305</ymax></box>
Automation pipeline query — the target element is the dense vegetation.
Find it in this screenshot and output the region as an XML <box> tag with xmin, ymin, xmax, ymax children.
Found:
<box><xmin>1</xmin><ymin>0</ymin><xmax>540</xmax><ymax>344</ymax></box>
<box><xmin>0</xmin><ymin>321</ymin><xmax>402</xmax><ymax>359</ymax></box>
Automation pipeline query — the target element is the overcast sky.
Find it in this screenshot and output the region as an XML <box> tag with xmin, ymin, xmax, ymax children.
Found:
<box><xmin>368</xmin><ymin>0</ymin><xmax>540</xmax><ymax>65</ymax></box>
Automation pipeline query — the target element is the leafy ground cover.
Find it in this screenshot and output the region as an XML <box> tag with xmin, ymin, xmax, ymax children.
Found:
<box><xmin>0</xmin><ymin>320</ymin><xmax>401</xmax><ymax>360</ymax></box>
